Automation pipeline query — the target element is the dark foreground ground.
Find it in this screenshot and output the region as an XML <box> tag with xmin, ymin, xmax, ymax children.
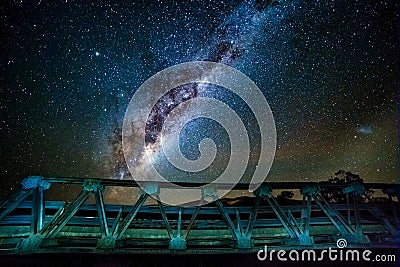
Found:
<box><xmin>0</xmin><ymin>249</ymin><xmax>399</xmax><ymax>267</ymax></box>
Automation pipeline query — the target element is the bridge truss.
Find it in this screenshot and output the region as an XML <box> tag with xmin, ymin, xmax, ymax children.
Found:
<box><xmin>0</xmin><ymin>176</ymin><xmax>398</xmax><ymax>254</ymax></box>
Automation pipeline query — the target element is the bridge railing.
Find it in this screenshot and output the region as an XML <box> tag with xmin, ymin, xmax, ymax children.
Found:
<box><xmin>0</xmin><ymin>176</ymin><xmax>398</xmax><ymax>254</ymax></box>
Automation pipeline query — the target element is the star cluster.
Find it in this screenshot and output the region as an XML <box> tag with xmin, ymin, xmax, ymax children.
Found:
<box><xmin>0</xmin><ymin>0</ymin><xmax>398</xmax><ymax>198</ymax></box>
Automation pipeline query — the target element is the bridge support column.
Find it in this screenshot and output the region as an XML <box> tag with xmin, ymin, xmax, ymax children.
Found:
<box><xmin>16</xmin><ymin>176</ymin><xmax>51</xmax><ymax>254</ymax></box>
<box><xmin>85</xmin><ymin>180</ymin><xmax>119</xmax><ymax>249</ymax></box>
<box><xmin>22</xmin><ymin>176</ymin><xmax>51</xmax><ymax>235</ymax></box>
<box><xmin>299</xmin><ymin>192</ymin><xmax>314</xmax><ymax>245</ymax></box>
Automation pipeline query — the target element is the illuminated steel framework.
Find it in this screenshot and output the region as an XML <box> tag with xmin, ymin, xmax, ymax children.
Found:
<box><xmin>0</xmin><ymin>176</ymin><xmax>398</xmax><ymax>254</ymax></box>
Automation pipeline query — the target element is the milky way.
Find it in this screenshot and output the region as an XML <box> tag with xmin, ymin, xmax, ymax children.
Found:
<box><xmin>0</xmin><ymin>0</ymin><xmax>398</xmax><ymax>200</ymax></box>
<box><xmin>145</xmin><ymin>0</ymin><xmax>280</xmax><ymax>147</ymax></box>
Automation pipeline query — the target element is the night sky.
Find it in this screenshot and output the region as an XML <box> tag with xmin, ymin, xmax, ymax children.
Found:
<box><xmin>0</xmin><ymin>0</ymin><xmax>398</xmax><ymax>199</ymax></box>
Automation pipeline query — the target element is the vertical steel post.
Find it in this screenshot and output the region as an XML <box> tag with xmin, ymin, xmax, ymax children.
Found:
<box><xmin>31</xmin><ymin>187</ymin><xmax>45</xmax><ymax>234</ymax></box>
<box><xmin>389</xmin><ymin>196</ymin><xmax>399</xmax><ymax>225</ymax></box>
<box><xmin>304</xmin><ymin>195</ymin><xmax>311</xmax><ymax>236</ymax></box>
<box><xmin>352</xmin><ymin>194</ymin><xmax>362</xmax><ymax>235</ymax></box>
<box><xmin>31</xmin><ymin>187</ymin><xmax>39</xmax><ymax>235</ymax></box>
<box><xmin>177</xmin><ymin>207</ymin><xmax>182</xmax><ymax>238</ymax></box>
<box><xmin>346</xmin><ymin>192</ymin><xmax>351</xmax><ymax>225</ymax></box>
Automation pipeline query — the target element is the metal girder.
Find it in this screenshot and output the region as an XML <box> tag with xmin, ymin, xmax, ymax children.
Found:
<box><xmin>110</xmin><ymin>207</ymin><xmax>123</xmax><ymax>236</ymax></box>
<box><xmin>37</xmin><ymin>176</ymin><xmax>398</xmax><ymax>191</ymax></box>
<box><xmin>287</xmin><ymin>209</ymin><xmax>302</xmax><ymax>234</ymax></box>
<box><xmin>313</xmin><ymin>193</ymin><xmax>354</xmax><ymax>236</ymax></box>
<box><xmin>0</xmin><ymin>176</ymin><xmax>397</xmax><ymax>255</ymax></box>
<box><xmin>361</xmin><ymin>200</ymin><xmax>398</xmax><ymax>236</ymax></box>
<box><xmin>297</xmin><ymin>195</ymin><xmax>314</xmax><ymax>245</ymax></box>
<box><xmin>301</xmin><ymin>184</ymin><xmax>369</xmax><ymax>243</ymax></box>
<box><xmin>214</xmin><ymin>199</ymin><xmax>238</xmax><ymax>240</ymax></box>
<box><xmin>265</xmin><ymin>195</ymin><xmax>299</xmax><ymax>238</ymax></box>
<box><xmin>256</xmin><ymin>185</ymin><xmax>304</xmax><ymax>241</ymax></box>
<box><xmin>157</xmin><ymin>200</ymin><xmax>173</xmax><ymax>238</ymax></box>
<box><xmin>94</xmin><ymin>189</ymin><xmax>109</xmax><ymax>237</ymax></box>
<box><xmin>176</xmin><ymin>207</ymin><xmax>182</xmax><ymax>237</ymax></box>
<box><xmin>234</xmin><ymin>208</ymin><xmax>243</xmax><ymax>235</ymax></box>
<box><xmin>183</xmin><ymin>206</ymin><xmax>200</xmax><ymax>239</ymax></box>
<box><xmin>169</xmin><ymin>207</ymin><xmax>186</xmax><ymax>250</ymax></box>
<box><xmin>244</xmin><ymin>195</ymin><xmax>261</xmax><ymax>237</ymax></box>
<box><xmin>31</xmin><ymin>187</ymin><xmax>45</xmax><ymax>234</ymax></box>
<box><xmin>113</xmin><ymin>192</ymin><xmax>148</xmax><ymax>239</ymax></box>
<box><xmin>0</xmin><ymin>177</ymin><xmax>49</xmax><ymax>241</ymax></box>
<box><xmin>0</xmin><ymin>177</ymin><xmax>50</xmax><ymax>225</ymax></box>
<box><xmin>389</xmin><ymin>198</ymin><xmax>399</xmax><ymax>225</ymax></box>
<box><xmin>301</xmin><ymin>195</ymin><xmax>311</xmax><ymax>236</ymax></box>
<box><xmin>346</xmin><ymin>193</ymin><xmax>351</xmax><ymax>225</ymax></box>
<box><xmin>41</xmin><ymin>190</ymin><xmax>90</xmax><ymax>238</ymax></box>
<box><xmin>201</xmin><ymin>186</ymin><xmax>254</xmax><ymax>248</ymax></box>
<box><xmin>0</xmin><ymin>188</ymin><xmax>24</xmax><ymax>210</ymax></box>
<box><xmin>302</xmin><ymin>184</ymin><xmax>353</xmax><ymax>238</ymax></box>
<box><xmin>352</xmin><ymin>194</ymin><xmax>362</xmax><ymax>235</ymax></box>
<box><xmin>0</xmin><ymin>189</ymin><xmax>33</xmax><ymax>223</ymax></box>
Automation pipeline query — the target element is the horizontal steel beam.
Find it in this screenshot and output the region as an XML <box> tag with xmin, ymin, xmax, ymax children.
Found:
<box><xmin>38</xmin><ymin>176</ymin><xmax>400</xmax><ymax>191</ymax></box>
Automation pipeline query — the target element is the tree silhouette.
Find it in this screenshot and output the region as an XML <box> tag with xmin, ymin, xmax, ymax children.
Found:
<box><xmin>322</xmin><ymin>170</ymin><xmax>364</xmax><ymax>203</ymax></box>
<box><xmin>276</xmin><ymin>190</ymin><xmax>294</xmax><ymax>205</ymax></box>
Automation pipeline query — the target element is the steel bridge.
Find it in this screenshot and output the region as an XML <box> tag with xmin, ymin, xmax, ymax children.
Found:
<box><xmin>0</xmin><ymin>176</ymin><xmax>398</xmax><ymax>255</ymax></box>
